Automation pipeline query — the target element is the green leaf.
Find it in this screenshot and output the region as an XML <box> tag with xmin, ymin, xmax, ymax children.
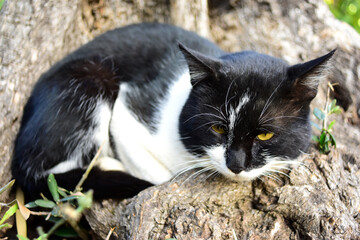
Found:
<box><xmin>324</xmin><ymin>143</ymin><xmax>330</xmax><ymax>153</ymax></box>
<box><xmin>0</xmin><ymin>179</ymin><xmax>15</xmax><ymax>195</ymax></box>
<box><xmin>330</xmin><ymin>105</ymin><xmax>341</xmax><ymax>114</ymax></box>
<box><xmin>54</xmin><ymin>225</ymin><xmax>78</xmax><ymax>237</ymax></box>
<box><xmin>17</xmin><ymin>234</ymin><xmax>30</xmax><ymax>240</ymax></box>
<box><xmin>328</xmin><ymin>99</ymin><xmax>337</xmax><ymax>112</ymax></box>
<box><xmin>311</xmin><ymin>121</ymin><xmax>322</xmax><ymax>130</ymax></box>
<box><xmin>311</xmin><ymin>135</ymin><xmax>319</xmax><ymax>142</ymax></box>
<box><xmin>57</xmin><ymin>187</ymin><xmax>68</xmax><ymax>198</ymax></box>
<box><xmin>0</xmin><ymin>223</ymin><xmax>13</xmax><ymax>230</ymax></box>
<box><xmin>0</xmin><ymin>203</ymin><xmax>18</xmax><ymax>225</ymax></box>
<box><xmin>47</xmin><ymin>216</ymin><xmax>63</xmax><ymax>223</ymax></box>
<box><xmin>59</xmin><ymin>195</ymin><xmax>81</xmax><ymax>202</ymax></box>
<box><xmin>36</xmin><ymin>236</ymin><xmax>48</xmax><ymax>240</ymax></box>
<box><xmin>329</xmin><ymin>132</ymin><xmax>337</xmax><ymax>148</ymax></box>
<box><xmin>324</xmin><ymin>133</ymin><xmax>330</xmax><ymax>143</ymax></box>
<box><xmin>25</xmin><ymin>201</ymin><xmax>38</xmax><ymax>208</ymax></box>
<box><xmin>34</xmin><ymin>199</ymin><xmax>56</xmax><ymax>208</ymax></box>
<box><xmin>313</xmin><ymin>108</ymin><xmax>325</xmax><ymax>120</ymax></box>
<box><xmin>328</xmin><ymin>120</ymin><xmax>336</xmax><ymax>130</ymax></box>
<box><xmin>36</xmin><ymin>234</ymin><xmax>48</xmax><ymax>240</ymax></box>
<box><xmin>47</xmin><ymin>174</ymin><xmax>60</xmax><ymax>202</ymax></box>
<box><xmin>319</xmin><ymin>131</ymin><xmax>327</xmax><ymax>145</ymax></box>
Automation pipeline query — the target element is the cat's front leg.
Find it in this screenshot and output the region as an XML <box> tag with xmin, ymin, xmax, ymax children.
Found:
<box><xmin>110</xmin><ymin>93</ymin><xmax>174</xmax><ymax>184</ymax></box>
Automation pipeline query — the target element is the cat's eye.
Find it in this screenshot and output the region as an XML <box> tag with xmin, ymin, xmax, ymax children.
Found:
<box><xmin>257</xmin><ymin>132</ymin><xmax>274</xmax><ymax>141</ymax></box>
<box><xmin>211</xmin><ymin>125</ymin><xmax>226</xmax><ymax>134</ymax></box>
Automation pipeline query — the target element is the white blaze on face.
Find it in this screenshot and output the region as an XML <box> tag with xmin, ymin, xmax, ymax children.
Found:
<box><xmin>228</xmin><ymin>93</ymin><xmax>250</xmax><ymax>137</ymax></box>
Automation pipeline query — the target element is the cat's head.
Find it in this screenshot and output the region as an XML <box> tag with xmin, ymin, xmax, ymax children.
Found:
<box><xmin>178</xmin><ymin>43</ymin><xmax>335</xmax><ymax>181</ymax></box>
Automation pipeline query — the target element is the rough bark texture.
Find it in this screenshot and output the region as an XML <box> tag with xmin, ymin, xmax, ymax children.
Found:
<box><xmin>87</xmin><ymin>149</ymin><xmax>360</xmax><ymax>239</ymax></box>
<box><xmin>1</xmin><ymin>0</ymin><xmax>360</xmax><ymax>239</ymax></box>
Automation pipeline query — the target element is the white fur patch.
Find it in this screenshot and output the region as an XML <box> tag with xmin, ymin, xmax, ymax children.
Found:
<box><xmin>237</xmin><ymin>156</ymin><xmax>297</xmax><ymax>181</ymax></box>
<box><xmin>153</xmin><ymin>71</ymin><xmax>195</xmax><ymax>173</ymax></box>
<box><xmin>206</xmin><ymin>145</ymin><xmax>228</xmax><ymax>174</ymax></box>
<box><xmin>95</xmin><ymin>156</ymin><xmax>126</xmax><ymax>171</ymax></box>
<box><xmin>228</xmin><ymin>93</ymin><xmax>250</xmax><ymax>132</ymax></box>
<box><xmin>110</xmin><ymin>71</ymin><xmax>194</xmax><ymax>184</ymax></box>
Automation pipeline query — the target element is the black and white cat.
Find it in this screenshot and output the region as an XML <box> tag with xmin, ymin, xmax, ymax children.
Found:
<box><xmin>12</xmin><ymin>23</ymin><xmax>334</xmax><ymax>200</ymax></box>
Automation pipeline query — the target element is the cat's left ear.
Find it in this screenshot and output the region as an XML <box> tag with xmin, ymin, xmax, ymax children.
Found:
<box><xmin>178</xmin><ymin>43</ymin><xmax>221</xmax><ymax>86</ymax></box>
<box><xmin>287</xmin><ymin>49</ymin><xmax>336</xmax><ymax>101</ymax></box>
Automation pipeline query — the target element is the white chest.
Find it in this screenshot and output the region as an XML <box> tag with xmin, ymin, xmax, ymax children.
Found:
<box><xmin>110</xmin><ymin>72</ymin><xmax>195</xmax><ymax>184</ymax></box>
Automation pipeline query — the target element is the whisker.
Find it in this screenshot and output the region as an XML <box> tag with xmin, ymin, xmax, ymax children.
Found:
<box><xmin>180</xmin><ymin>166</ymin><xmax>214</xmax><ymax>186</ymax></box>
<box><xmin>225</xmin><ymin>79</ymin><xmax>236</xmax><ymax>116</ymax></box>
<box><xmin>225</xmin><ymin>95</ymin><xmax>237</xmax><ymax>115</ymax></box>
<box><xmin>184</xmin><ymin>113</ymin><xmax>225</xmax><ymax>123</ymax></box>
<box><xmin>203</xmin><ymin>170</ymin><xmax>219</xmax><ymax>181</ymax></box>
<box><xmin>257</xmin><ymin>176</ymin><xmax>266</xmax><ymax>184</ymax></box>
<box><xmin>203</xmin><ymin>104</ymin><xmax>227</xmax><ymax>120</ymax></box>
<box><xmin>172</xmin><ymin>158</ymin><xmax>212</xmax><ymax>181</ymax></box>
<box><xmin>263</xmin><ymin>173</ymin><xmax>283</xmax><ymax>183</ymax></box>
<box><xmin>267</xmin><ymin>169</ymin><xmax>290</xmax><ymax>178</ymax></box>
<box><xmin>261</xmin><ymin>116</ymin><xmax>307</xmax><ymax>125</ymax></box>
<box><xmin>260</xmin><ymin>124</ymin><xmax>286</xmax><ymax>131</ymax></box>
<box><xmin>173</xmin><ymin>158</ymin><xmax>210</xmax><ymax>168</ymax></box>
<box><xmin>269</xmin><ymin>165</ymin><xmax>292</xmax><ymax>171</ymax></box>
<box><xmin>190</xmin><ymin>166</ymin><xmax>214</xmax><ymax>179</ymax></box>
<box><xmin>258</xmin><ymin>80</ymin><xmax>284</xmax><ymax>124</ymax></box>
<box><xmin>193</xmin><ymin>120</ymin><xmax>224</xmax><ymax>131</ymax></box>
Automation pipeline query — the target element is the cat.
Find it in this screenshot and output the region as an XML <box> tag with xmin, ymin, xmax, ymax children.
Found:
<box><xmin>12</xmin><ymin>23</ymin><xmax>335</xmax><ymax>200</ymax></box>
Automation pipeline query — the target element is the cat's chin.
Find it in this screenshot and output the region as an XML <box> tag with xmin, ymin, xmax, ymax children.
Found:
<box><xmin>219</xmin><ymin>169</ymin><xmax>261</xmax><ymax>182</ymax></box>
<box><xmin>216</xmin><ymin>157</ymin><xmax>300</xmax><ymax>182</ymax></box>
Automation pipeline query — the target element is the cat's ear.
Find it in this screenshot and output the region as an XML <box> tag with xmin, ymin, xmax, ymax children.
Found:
<box><xmin>287</xmin><ymin>49</ymin><xmax>336</xmax><ymax>101</ymax></box>
<box><xmin>178</xmin><ymin>43</ymin><xmax>220</xmax><ymax>86</ymax></box>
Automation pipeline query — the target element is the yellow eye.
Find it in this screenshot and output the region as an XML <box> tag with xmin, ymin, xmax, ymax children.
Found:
<box><xmin>257</xmin><ymin>132</ymin><xmax>274</xmax><ymax>141</ymax></box>
<box><xmin>211</xmin><ymin>125</ymin><xmax>226</xmax><ymax>134</ymax></box>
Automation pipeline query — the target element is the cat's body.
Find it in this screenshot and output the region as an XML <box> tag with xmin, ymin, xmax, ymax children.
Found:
<box><xmin>12</xmin><ymin>23</ymin><xmax>334</xmax><ymax>199</ymax></box>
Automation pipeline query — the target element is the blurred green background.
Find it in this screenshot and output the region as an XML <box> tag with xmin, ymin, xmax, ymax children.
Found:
<box><xmin>0</xmin><ymin>0</ymin><xmax>5</xmax><ymax>11</ymax></box>
<box><xmin>325</xmin><ymin>0</ymin><xmax>360</xmax><ymax>33</ymax></box>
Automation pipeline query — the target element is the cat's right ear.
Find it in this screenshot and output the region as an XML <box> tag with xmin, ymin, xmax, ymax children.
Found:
<box><xmin>287</xmin><ymin>49</ymin><xmax>336</xmax><ymax>101</ymax></box>
<box><xmin>178</xmin><ymin>43</ymin><xmax>220</xmax><ymax>86</ymax></box>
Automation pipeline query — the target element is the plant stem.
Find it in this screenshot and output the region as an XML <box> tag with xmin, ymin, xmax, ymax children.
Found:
<box><xmin>44</xmin><ymin>218</ymin><xmax>66</xmax><ymax>237</ymax></box>
<box><xmin>74</xmin><ymin>141</ymin><xmax>105</xmax><ymax>193</ymax></box>
<box><xmin>67</xmin><ymin>218</ymin><xmax>88</xmax><ymax>240</ymax></box>
<box><xmin>323</xmin><ymin>85</ymin><xmax>331</xmax><ymax>130</ymax></box>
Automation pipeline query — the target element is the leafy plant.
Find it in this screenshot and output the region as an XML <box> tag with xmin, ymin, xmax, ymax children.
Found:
<box><xmin>0</xmin><ymin>179</ymin><xmax>17</xmax><ymax>231</ymax></box>
<box><xmin>312</xmin><ymin>83</ymin><xmax>341</xmax><ymax>153</ymax></box>
<box><xmin>16</xmin><ymin>174</ymin><xmax>93</xmax><ymax>240</ymax></box>
<box><xmin>14</xmin><ymin>142</ymin><xmax>105</xmax><ymax>239</ymax></box>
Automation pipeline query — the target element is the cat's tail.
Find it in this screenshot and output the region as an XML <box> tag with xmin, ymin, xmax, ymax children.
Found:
<box><xmin>18</xmin><ymin>167</ymin><xmax>153</xmax><ymax>201</ymax></box>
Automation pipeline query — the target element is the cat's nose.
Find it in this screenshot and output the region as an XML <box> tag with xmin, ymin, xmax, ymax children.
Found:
<box><xmin>227</xmin><ymin>164</ymin><xmax>243</xmax><ymax>174</ymax></box>
<box><xmin>226</xmin><ymin>148</ymin><xmax>247</xmax><ymax>174</ymax></box>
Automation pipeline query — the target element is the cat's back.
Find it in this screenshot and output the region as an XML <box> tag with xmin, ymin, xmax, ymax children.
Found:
<box><xmin>41</xmin><ymin>23</ymin><xmax>224</xmax><ymax>85</ymax></box>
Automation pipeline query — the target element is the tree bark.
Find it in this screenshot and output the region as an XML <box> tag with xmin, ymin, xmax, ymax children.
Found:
<box><xmin>1</xmin><ymin>0</ymin><xmax>360</xmax><ymax>239</ymax></box>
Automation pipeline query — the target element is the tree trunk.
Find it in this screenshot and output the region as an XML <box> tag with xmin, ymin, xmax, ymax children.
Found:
<box><xmin>1</xmin><ymin>0</ymin><xmax>360</xmax><ymax>239</ymax></box>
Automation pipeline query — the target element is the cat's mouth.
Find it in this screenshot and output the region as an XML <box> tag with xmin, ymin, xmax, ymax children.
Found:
<box><xmin>219</xmin><ymin>157</ymin><xmax>301</xmax><ymax>182</ymax></box>
<box><xmin>204</xmin><ymin>144</ymin><xmax>301</xmax><ymax>181</ymax></box>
